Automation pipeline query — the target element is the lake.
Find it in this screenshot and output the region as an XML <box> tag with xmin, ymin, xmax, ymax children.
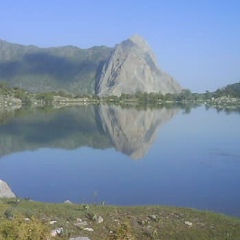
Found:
<box><xmin>0</xmin><ymin>104</ymin><xmax>239</xmax><ymax>217</ymax></box>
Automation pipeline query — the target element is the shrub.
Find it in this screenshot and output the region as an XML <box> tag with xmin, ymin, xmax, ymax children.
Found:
<box><xmin>0</xmin><ymin>214</ymin><xmax>51</xmax><ymax>240</ymax></box>
<box><xmin>109</xmin><ymin>222</ymin><xmax>135</xmax><ymax>240</ymax></box>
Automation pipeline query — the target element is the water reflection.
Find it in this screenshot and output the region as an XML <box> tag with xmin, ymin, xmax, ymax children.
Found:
<box><xmin>98</xmin><ymin>105</ymin><xmax>178</xmax><ymax>159</ymax></box>
<box><xmin>0</xmin><ymin>106</ymin><xmax>240</xmax><ymax>217</ymax></box>
<box><xmin>0</xmin><ymin>105</ymin><xmax>178</xmax><ymax>159</ymax></box>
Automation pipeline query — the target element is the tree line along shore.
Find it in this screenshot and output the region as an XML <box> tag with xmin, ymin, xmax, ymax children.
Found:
<box><xmin>0</xmin><ymin>82</ymin><xmax>240</xmax><ymax>110</ymax></box>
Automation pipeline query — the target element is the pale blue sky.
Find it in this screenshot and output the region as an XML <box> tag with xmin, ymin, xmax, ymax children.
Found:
<box><xmin>0</xmin><ymin>0</ymin><xmax>239</xmax><ymax>92</ymax></box>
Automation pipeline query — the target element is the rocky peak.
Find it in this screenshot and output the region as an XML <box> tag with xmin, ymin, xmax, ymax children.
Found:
<box><xmin>129</xmin><ymin>35</ymin><xmax>148</xmax><ymax>45</ymax></box>
<box><xmin>128</xmin><ymin>35</ymin><xmax>153</xmax><ymax>52</ymax></box>
<box><xmin>96</xmin><ymin>35</ymin><xmax>181</xmax><ymax>96</ymax></box>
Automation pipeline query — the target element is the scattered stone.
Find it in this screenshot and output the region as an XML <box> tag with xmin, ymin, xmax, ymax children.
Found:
<box><xmin>56</xmin><ymin>228</ymin><xmax>64</xmax><ymax>235</ymax></box>
<box><xmin>96</xmin><ymin>216</ymin><xmax>104</xmax><ymax>224</ymax></box>
<box><xmin>74</xmin><ymin>221</ymin><xmax>88</xmax><ymax>227</ymax></box>
<box><xmin>149</xmin><ymin>215</ymin><xmax>158</xmax><ymax>221</ymax></box>
<box><xmin>24</xmin><ymin>218</ymin><xmax>30</xmax><ymax>221</ymax></box>
<box><xmin>74</xmin><ymin>218</ymin><xmax>88</xmax><ymax>227</ymax></box>
<box><xmin>64</xmin><ymin>200</ymin><xmax>73</xmax><ymax>204</ymax></box>
<box><xmin>83</xmin><ymin>227</ymin><xmax>94</xmax><ymax>232</ymax></box>
<box><xmin>49</xmin><ymin>220</ymin><xmax>58</xmax><ymax>225</ymax></box>
<box><xmin>185</xmin><ymin>221</ymin><xmax>193</xmax><ymax>227</ymax></box>
<box><xmin>51</xmin><ymin>227</ymin><xmax>64</xmax><ymax>237</ymax></box>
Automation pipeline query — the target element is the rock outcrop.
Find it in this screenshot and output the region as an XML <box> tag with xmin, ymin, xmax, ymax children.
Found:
<box><xmin>0</xmin><ymin>179</ymin><xmax>16</xmax><ymax>198</ymax></box>
<box><xmin>96</xmin><ymin>35</ymin><xmax>181</xmax><ymax>96</ymax></box>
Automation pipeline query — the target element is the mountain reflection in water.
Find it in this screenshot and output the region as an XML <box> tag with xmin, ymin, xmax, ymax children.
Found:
<box><xmin>0</xmin><ymin>105</ymin><xmax>178</xmax><ymax>159</ymax></box>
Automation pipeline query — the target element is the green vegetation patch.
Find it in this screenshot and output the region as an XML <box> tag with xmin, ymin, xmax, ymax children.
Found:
<box><xmin>0</xmin><ymin>198</ymin><xmax>239</xmax><ymax>240</ymax></box>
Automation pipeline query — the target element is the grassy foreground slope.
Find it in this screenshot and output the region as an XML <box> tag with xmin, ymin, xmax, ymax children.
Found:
<box><xmin>0</xmin><ymin>199</ymin><xmax>239</xmax><ymax>240</ymax></box>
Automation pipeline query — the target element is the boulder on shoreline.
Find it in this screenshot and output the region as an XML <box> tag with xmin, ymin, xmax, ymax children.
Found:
<box><xmin>0</xmin><ymin>179</ymin><xmax>16</xmax><ymax>198</ymax></box>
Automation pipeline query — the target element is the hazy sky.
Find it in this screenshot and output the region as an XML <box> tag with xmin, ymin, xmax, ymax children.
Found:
<box><xmin>1</xmin><ymin>0</ymin><xmax>239</xmax><ymax>93</ymax></box>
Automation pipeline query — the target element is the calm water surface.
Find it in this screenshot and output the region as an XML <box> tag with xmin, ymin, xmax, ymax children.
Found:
<box><xmin>0</xmin><ymin>105</ymin><xmax>239</xmax><ymax>217</ymax></box>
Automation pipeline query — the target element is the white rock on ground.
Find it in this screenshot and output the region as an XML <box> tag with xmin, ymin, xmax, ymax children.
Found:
<box><xmin>0</xmin><ymin>179</ymin><xmax>16</xmax><ymax>198</ymax></box>
<box><xmin>185</xmin><ymin>221</ymin><xmax>193</xmax><ymax>226</ymax></box>
<box><xmin>83</xmin><ymin>227</ymin><xmax>94</xmax><ymax>232</ymax></box>
<box><xmin>96</xmin><ymin>215</ymin><xmax>104</xmax><ymax>224</ymax></box>
<box><xmin>51</xmin><ymin>227</ymin><xmax>64</xmax><ymax>237</ymax></box>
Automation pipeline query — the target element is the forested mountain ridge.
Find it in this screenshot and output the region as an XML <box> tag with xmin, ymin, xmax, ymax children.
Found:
<box><xmin>0</xmin><ymin>39</ymin><xmax>112</xmax><ymax>94</ymax></box>
<box><xmin>0</xmin><ymin>36</ymin><xmax>181</xmax><ymax>96</ymax></box>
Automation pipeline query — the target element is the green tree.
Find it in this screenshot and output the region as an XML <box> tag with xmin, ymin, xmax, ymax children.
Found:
<box><xmin>35</xmin><ymin>93</ymin><xmax>54</xmax><ymax>104</ymax></box>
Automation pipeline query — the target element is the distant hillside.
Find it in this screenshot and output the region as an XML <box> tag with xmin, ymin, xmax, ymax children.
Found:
<box><xmin>0</xmin><ymin>39</ymin><xmax>112</xmax><ymax>95</ymax></box>
<box><xmin>213</xmin><ymin>81</ymin><xmax>240</xmax><ymax>98</ymax></box>
<box><xmin>0</xmin><ymin>36</ymin><xmax>181</xmax><ymax>96</ymax></box>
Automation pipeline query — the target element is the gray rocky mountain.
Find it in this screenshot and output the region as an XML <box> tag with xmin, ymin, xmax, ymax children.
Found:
<box><xmin>0</xmin><ymin>36</ymin><xmax>181</xmax><ymax>96</ymax></box>
<box><xmin>96</xmin><ymin>35</ymin><xmax>181</xmax><ymax>96</ymax></box>
<box><xmin>0</xmin><ymin>179</ymin><xmax>16</xmax><ymax>198</ymax></box>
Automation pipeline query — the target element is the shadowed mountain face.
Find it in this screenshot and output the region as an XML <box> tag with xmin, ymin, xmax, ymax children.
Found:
<box><xmin>0</xmin><ymin>105</ymin><xmax>178</xmax><ymax>159</ymax></box>
<box><xmin>0</xmin><ymin>39</ymin><xmax>112</xmax><ymax>94</ymax></box>
<box><xmin>0</xmin><ymin>36</ymin><xmax>181</xmax><ymax>95</ymax></box>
